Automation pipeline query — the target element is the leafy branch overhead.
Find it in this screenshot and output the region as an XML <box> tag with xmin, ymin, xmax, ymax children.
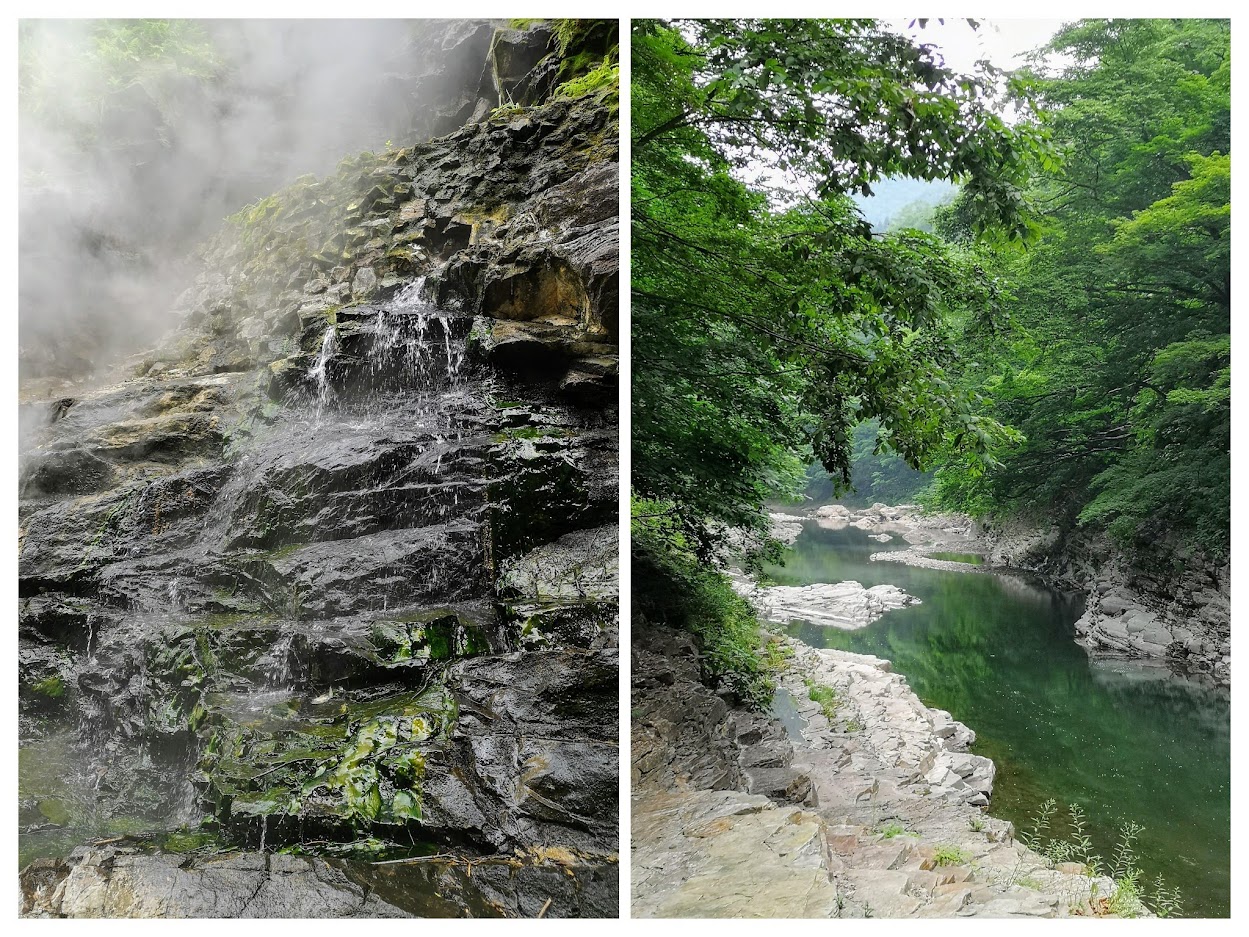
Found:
<box><xmin>632</xmin><ymin>18</ymin><xmax>1043</xmax><ymax>561</ymax></box>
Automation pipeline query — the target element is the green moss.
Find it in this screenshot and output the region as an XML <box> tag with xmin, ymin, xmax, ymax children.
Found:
<box><xmin>31</xmin><ymin>676</ymin><xmax>65</xmax><ymax>698</ymax></box>
<box><xmin>261</xmin><ymin>542</ymin><xmax>307</xmax><ymax>561</ymax></box>
<box><xmin>227</xmin><ymin>194</ymin><xmax>282</xmax><ymax>230</ymax></box>
<box><xmin>805</xmin><ymin>681</ymin><xmax>839</xmax><ymax>720</ymax></box>
<box><xmin>161</xmin><ymin>829</ymin><xmax>223</xmax><ymax>854</ymax></box>
<box><xmin>491</xmin><ymin>425</ymin><xmax>570</xmax><ymax>442</ymax></box>
<box><xmin>554</xmin><ymin>60</ymin><xmax>618</xmax><ymax>101</ymax></box>
<box><xmin>489</xmin><ymin>103</ymin><xmax>527</xmax><ymax>121</ymax></box>
<box><xmin>38</xmin><ymin>799</ymin><xmax>71</xmax><ymax>825</ymax></box>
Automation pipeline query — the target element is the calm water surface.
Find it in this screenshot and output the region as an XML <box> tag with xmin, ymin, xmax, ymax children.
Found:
<box><xmin>766</xmin><ymin>520</ymin><xmax>1230</xmax><ymax>918</ymax></box>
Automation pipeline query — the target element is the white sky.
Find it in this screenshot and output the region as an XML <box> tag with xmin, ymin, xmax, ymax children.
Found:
<box><xmin>890</xmin><ymin>19</ymin><xmax>1070</xmax><ymax>74</ymax></box>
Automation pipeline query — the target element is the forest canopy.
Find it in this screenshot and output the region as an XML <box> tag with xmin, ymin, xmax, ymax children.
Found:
<box><xmin>632</xmin><ymin>18</ymin><xmax>1050</xmax><ymax>560</ymax></box>
<box><xmin>930</xmin><ymin>18</ymin><xmax>1230</xmax><ymax>560</ymax></box>
<box><xmin>631</xmin><ymin>18</ymin><xmax>1230</xmax><ymax>699</ymax></box>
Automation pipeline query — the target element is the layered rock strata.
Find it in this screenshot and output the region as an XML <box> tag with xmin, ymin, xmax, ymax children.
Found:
<box><xmin>632</xmin><ymin>626</ymin><xmax>1131</xmax><ymax>918</ymax></box>
<box><xmin>19</xmin><ymin>20</ymin><xmax>619</xmax><ymax>917</ymax></box>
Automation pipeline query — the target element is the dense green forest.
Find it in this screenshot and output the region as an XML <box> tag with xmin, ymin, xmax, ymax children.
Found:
<box><xmin>631</xmin><ymin>18</ymin><xmax>1229</xmax><ymax>695</ymax></box>
<box><xmin>932</xmin><ymin>20</ymin><xmax>1230</xmax><ymax>560</ymax></box>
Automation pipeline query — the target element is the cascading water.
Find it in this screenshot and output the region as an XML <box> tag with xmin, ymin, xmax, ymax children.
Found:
<box><xmin>309</xmin><ymin>325</ymin><xmax>338</xmax><ymax>416</ymax></box>
<box><xmin>18</xmin><ymin>38</ymin><xmax>621</xmax><ymax>911</ymax></box>
<box><xmin>260</xmin><ymin>632</ymin><xmax>295</xmax><ymax>689</ymax></box>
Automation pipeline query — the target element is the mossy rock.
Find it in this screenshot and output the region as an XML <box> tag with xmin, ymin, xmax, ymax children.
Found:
<box><xmin>369</xmin><ymin>611</ymin><xmax>489</xmax><ymax>665</ymax></box>
<box><xmin>199</xmin><ymin>685</ymin><xmax>457</xmax><ymax>847</ymax></box>
<box><xmin>37</xmin><ymin>799</ymin><xmax>71</xmax><ymax>826</ymax></box>
<box><xmin>30</xmin><ymin>675</ymin><xmax>66</xmax><ymax>698</ymax></box>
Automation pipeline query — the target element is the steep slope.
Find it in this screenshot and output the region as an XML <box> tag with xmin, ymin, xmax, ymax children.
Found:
<box><xmin>19</xmin><ymin>20</ymin><xmax>619</xmax><ymax>918</ymax></box>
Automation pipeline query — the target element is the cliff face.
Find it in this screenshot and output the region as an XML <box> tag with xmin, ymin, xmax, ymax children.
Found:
<box><xmin>18</xmin><ymin>19</ymin><xmax>597</xmax><ymax>384</ymax></box>
<box><xmin>977</xmin><ymin>519</ymin><xmax>1230</xmax><ymax>687</ymax></box>
<box><xmin>19</xmin><ymin>20</ymin><xmax>619</xmax><ymax>918</ymax></box>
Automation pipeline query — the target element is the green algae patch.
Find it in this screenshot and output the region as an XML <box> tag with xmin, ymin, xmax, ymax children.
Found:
<box><xmin>369</xmin><ymin>610</ymin><xmax>489</xmax><ymax>665</ymax></box>
<box><xmin>37</xmin><ymin>799</ymin><xmax>71</xmax><ymax>825</ymax></box>
<box><xmin>160</xmin><ymin>829</ymin><xmax>225</xmax><ymax>854</ymax></box>
<box><xmin>30</xmin><ymin>676</ymin><xmax>66</xmax><ymax>698</ymax></box>
<box><xmin>199</xmin><ymin>684</ymin><xmax>456</xmax><ymax>846</ymax></box>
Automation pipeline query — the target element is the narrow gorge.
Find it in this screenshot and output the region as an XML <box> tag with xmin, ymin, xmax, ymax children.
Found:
<box><xmin>19</xmin><ymin>20</ymin><xmax>619</xmax><ymax>918</ymax></box>
<box><xmin>631</xmin><ymin>502</ymin><xmax>1228</xmax><ymax>918</ymax></box>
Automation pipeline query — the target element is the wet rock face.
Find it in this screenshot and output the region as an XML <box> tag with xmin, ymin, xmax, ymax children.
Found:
<box><xmin>20</xmin><ymin>845</ymin><xmax>617</xmax><ymax>919</ymax></box>
<box><xmin>19</xmin><ymin>23</ymin><xmax>618</xmax><ymax>917</ymax></box>
<box><xmin>21</xmin><ymin>848</ymin><xmax>410</xmax><ymax>918</ymax></box>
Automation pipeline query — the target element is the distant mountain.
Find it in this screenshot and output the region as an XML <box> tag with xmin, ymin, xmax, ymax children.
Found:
<box><xmin>851</xmin><ymin>177</ymin><xmax>957</xmax><ymax>231</ymax></box>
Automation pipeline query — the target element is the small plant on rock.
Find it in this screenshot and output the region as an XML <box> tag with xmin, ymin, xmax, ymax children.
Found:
<box><xmin>761</xmin><ymin>640</ymin><xmax>793</xmax><ymax>672</ymax></box>
<box><xmin>932</xmin><ymin>844</ymin><xmax>971</xmax><ymax>866</ymax></box>
<box><xmin>1023</xmin><ymin>801</ymin><xmax>1183</xmax><ymax>918</ymax></box>
<box><xmin>879</xmin><ymin>821</ymin><xmax>908</xmax><ymax>839</ymax></box>
<box><xmin>805</xmin><ymin>680</ymin><xmax>838</xmax><ymax>720</ymax></box>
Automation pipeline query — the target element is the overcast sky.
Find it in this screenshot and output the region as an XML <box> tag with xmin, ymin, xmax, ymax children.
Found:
<box><xmin>890</xmin><ymin>18</ymin><xmax>1070</xmax><ymax>74</ymax></box>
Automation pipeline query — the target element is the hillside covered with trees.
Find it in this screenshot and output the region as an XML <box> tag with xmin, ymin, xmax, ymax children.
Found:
<box><xmin>632</xmin><ymin>19</ymin><xmax>1229</xmax><ymax>676</ymax></box>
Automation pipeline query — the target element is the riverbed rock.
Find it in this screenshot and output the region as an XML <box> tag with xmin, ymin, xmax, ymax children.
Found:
<box><xmin>20</xmin><ymin>848</ymin><xmax>410</xmax><ymax>918</ymax></box>
<box><xmin>768</xmin><ymin>512</ymin><xmax>803</xmax><ymax>544</ymax></box>
<box><xmin>734</xmin><ymin>579</ymin><xmax>919</xmax><ymax>630</ymax></box>
<box><xmin>632</xmin><ymin>624</ymin><xmax>1138</xmax><ymax>918</ymax></box>
<box><xmin>815</xmin><ymin>504</ymin><xmax>851</xmax><ymax>519</ymax></box>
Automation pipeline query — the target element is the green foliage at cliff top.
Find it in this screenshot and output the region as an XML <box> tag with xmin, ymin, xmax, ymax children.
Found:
<box><xmin>931</xmin><ymin>19</ymin><xmax>1230</xmax><ymax>561</ymax></box>
<box><xmin>631</xmin><ymin>17</ymin><xmax>1047</xmax><ymax>565</ymax></box>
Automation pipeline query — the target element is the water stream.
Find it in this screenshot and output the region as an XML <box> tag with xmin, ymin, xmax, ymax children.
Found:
<box><xmin>765</xmin><ymin>519</ymin><xmax>1230</xmax><ymax>918</ymax></box>
<box><xmin>18</xmin><ymin>286</ymin><xmax>487</xmax><ymax>869</ymax></box>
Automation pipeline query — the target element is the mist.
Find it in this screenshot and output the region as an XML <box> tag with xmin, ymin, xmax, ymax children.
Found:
<box><xmin>18</xmin><ymin>19</ymin><xmax>496</xmax><ymax>386</ymax></box>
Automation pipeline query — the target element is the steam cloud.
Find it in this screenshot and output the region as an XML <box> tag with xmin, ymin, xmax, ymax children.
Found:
<box><xmin>19</xmin><ymin>19</ymin><xmax>492</xmax><ymax>385</ymax></box>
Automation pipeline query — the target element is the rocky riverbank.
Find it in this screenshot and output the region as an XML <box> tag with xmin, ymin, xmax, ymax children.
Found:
<box><xmin>632</xmin><ymin>625</ymin><xmax>1136</xmax><ymax>918</ymax></box>
<box><xmin>732</xmin><ymin>573</ymin><xmax>919</xmax><ymax>631</ymax></box>
<box><xmin>770</xmin><ymin>502</ymin><xmax>1229</xmax><ymax>686</ymax></box>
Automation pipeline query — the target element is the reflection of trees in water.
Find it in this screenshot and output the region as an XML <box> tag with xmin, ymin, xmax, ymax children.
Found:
<box><xmin>1089</xmin><ymin>661</ymin><xmax>1231</xmax><ymax>743</ymax></box>
<box><xmin>778</xmin><ymin>525</ymin><xmax>1230</xmax><ymax>916</ymax></box>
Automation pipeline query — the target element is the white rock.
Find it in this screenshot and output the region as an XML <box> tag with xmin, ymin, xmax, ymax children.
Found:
<box><xmin>814</xmin><ymin>504</ymin><xmax>851</xmax><ymax>519</ymax></box>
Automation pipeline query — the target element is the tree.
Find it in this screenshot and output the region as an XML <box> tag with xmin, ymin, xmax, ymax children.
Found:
<box><xmin>632</xmin><ymin>19</ymin><xmax>1045</xmax><ymax>562</ymax></box>
<box><xmin>933</xmin><ymin>19</ymin><xmax>1230</xmax><ymax>560</ymax></box>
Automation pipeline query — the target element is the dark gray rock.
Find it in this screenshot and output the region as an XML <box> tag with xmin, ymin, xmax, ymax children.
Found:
<box><xmin>18</xmin><ymin>21</ymin><xmax>619</xmax><ymax>917</ymax></box>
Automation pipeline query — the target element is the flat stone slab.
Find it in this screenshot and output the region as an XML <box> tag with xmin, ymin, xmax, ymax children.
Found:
<box><xmin>736</xmin><ymin>580</ymin><xmax>919</xmax><ymax>630</ymax></box>
<box><xmin>20</xmin><ymin>848</ymin><xmax>410</xmax><ymax>918</ymax></box>
<box><xmin>632</xmin><ymin>789</ymin><xmax>841</xmax><ymax>918</ymax></box>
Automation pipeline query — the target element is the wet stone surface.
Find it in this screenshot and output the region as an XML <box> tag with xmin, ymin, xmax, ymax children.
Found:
<box><xmin>18</xmin><ymin>21</ymin><xmax>619</xmax><ymax>917</ymax></box>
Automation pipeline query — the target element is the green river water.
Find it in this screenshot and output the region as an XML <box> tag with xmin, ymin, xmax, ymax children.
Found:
<box><xmin>766</xmin><ymin>519</ymin><xmax>1230</xmax><ymax>918</ymax></box>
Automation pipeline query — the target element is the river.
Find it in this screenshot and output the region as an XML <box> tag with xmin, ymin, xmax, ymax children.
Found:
<box><xmin>765</xmin><ymin>519</ymin><xmax>1230</xmax><ymax>918</ymax></box>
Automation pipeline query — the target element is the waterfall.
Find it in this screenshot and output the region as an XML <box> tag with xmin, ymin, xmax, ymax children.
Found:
<box><xmin>261</xmin><ymin>632</ymin><xmax>295</xmax><ymax>689</ymax></box>
<box><xmin>308</xmin><ymin>325</ymin><xmax>337</xmax><ymax>415</ymax></box>
<box><xmin>371</xmin><ymin>277</ymin><xmax>466</xmax><ymax>391</ymax></box>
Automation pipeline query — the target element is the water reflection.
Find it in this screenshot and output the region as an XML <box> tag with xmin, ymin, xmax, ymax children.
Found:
<box><xmin>766</xmin><ymin>521</ymin><xmax>1231</xmax><ymax>918</ymax></box>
